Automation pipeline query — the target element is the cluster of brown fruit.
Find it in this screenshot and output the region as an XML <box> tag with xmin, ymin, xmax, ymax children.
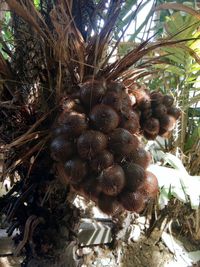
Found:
<box><xmin>50</xmin><ymin>80</ymin><xmax>180</xmax><ymax>215</ymax></box>
<box><xmin>131</xmin><ymin>87</ymin><xmax>181</xmax><ymax>139</ymax></box>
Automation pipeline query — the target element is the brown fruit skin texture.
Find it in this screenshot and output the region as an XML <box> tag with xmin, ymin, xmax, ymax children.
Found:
<box><xmin>99</xmin><ymin>165</ymin><xmax>125</xmax><ymax>196</ymax></box>
<box><xmin>128</xmin><ymin>147</ymin><xmax>152</xmax><ymax>170</ymax></box>
<box><xmin>98</xmin><ymin>194</ymin><xmax>119</xmax><ymax>215</ymax></box>
<box><xmin>119</xmin><ymin>190</ymin><xmax>146</xmax><ymax>213</ymax></box>
<box><xmin>50</xmin><ymin>136</ymin><xmax>74</xmax><ymax>162</ymax></box>
<box><xmin>121</xmin><ymin>91</ymin><xmax>132</xmax><ymax>107</ymax></box>
<box><xmin>120</xmin><ymin>111</ymin><xmax>140</xmax><ymax>134</ymax></box>
<box><xmin>139</xmin><ymin>171</ymin><xmax>158</xmax><ymax>199</ymax></box>
<box><xmin>120</xmin><ymin>92</ymin><xmax>132</xmax><ymax>118</ymax></box>
<box><xmin>152</xmin><ymin>104</ymin><xmax>167</xmax><ymax>118</ymax></box>
<box><xmin>77</xmin><ymin>130</ymin><xmax>107</xmax><ymax>159</ymax></box>
<box><xmin>108</xmin><ymin>128</ymin><xmax>139</xmax><ymax>157</ymax></box>
<box><xmin>163</xmin><ymin>95</ymin><xmax>174</xmax><ymax>107</ymax></box>
<box><xmin>159</xmin><ymin>114</ymin><xmax>176</xmax><ymax>131</ymax></box>
<box><xmin>143</xmin><ymin>117</ymin><xmax>159</xmax><ymax>135</ymax></box>
<box><xmin>167</xmin><ymin>107</ymin><xmax>181</xmax><ymax>120</ymax></box>
<box><xmin>102</xmin><ymin>91</ymin><xmax>123</xmax><ymax>112</ymax></box>
<box><xmin>150</xmin><ymin>91</ymin><xmax>163</xmax><ymax>107</ymax></box>
<box><xmin>52</xmin><ymin>124</ymin><xmax>71</xmax><ymax>137</ymax></box>
<box><xmin>140</xmin><ymin>99</ymin><xmax>151</xmax><ymax>110</ymax></box>
<box><xmin>89</xmin><ymin>104</ymin><xmax>119</xmax><ymax>133</ymax></box>
<box><xmin>90</xmin><ymin>150</ymin><xmax>114</xmax><ymax>173</ymax></box>
<box><xmin>107</xmin><ymin>80</ymin><xmax>125</xmax><ymax>93</ymax></box>
<box><xmin>80</xmin><ymin>80</ymin><xmax>106</xmax><ymax>107</ymax></box>
<box><xmin>102</xmin><ymin>90</ymin><xmax>131</xmax><ymax>117</ymax></box>
<box><xmin>64</xmin><ymin>158</ymin><xmax>88</xmax><ymax>184</ymax></box>
<box><xmin>57</xmin><ymin>111</ymin><xmax>88</xmax><ymax>137</ymax></box>
<box><xmin>123</xmin><ymin>162</ymin><xmax>146</xmax><ymax>191</ymax></box>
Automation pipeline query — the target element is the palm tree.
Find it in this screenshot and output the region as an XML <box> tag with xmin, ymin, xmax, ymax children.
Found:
<box><xmin>0</xmin><ymin>1</ymin><xmax>197</xmax><ymax>266</ymax></box>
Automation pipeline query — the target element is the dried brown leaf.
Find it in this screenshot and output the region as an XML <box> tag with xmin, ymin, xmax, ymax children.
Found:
<box><xmin>104</xmin><ymin>38</ymin><xmax>199</xmax><ymax>80</ymax></box>
<box><xmin>50</xmin><ymin>3</ymin><xmax>85</xmax><ymax>84</ymax></box>
<box><xmin>4</xmin><ymin>109</ymin><xmax>55</xmax><ymax>150</ymax></box>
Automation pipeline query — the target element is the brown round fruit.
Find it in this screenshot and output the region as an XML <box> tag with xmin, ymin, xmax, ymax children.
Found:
<box><xmin>121</xmin><ymin>91</ymin><xmax>132</xmax><ymax>106</ymax></box>
<box><xmin>163</xmin><ymin>95</ymin><xmax>174</xmax><ymax>107</ymax></box>
<box><xmin>90</xmin><ymin>150</ymin><xmax>114</xmax><ymax>173</ymax></box>
<box><xmin>89</xmin><ymin>104</ymin><xmax>119</xmax><ymax>133</ymax></box>
<box><xmin>102</xmin><ymin>91</ymin><xmax>123</xmax><ymax>112</ymax></box>
<box><xmin>57</xmin><ymin>111</ymin><xmax>88</xmax><ymax>137</ymax></box>
<box><xmin>139</xmin><ymin>171</ymin><xmax>158</xmax><ymax>198</ymax></box>
<box><xmin>98</xmin><ymin>194</ymin><xmax>119</xmax><ymax>215</ymax></box>
<box><xmin>159</xmin><ymin>114</ymin><xmax>176</xmax><ymax>131</ymax></box>
<box><xmin>64</xmin><ymin>158</ymin><xmax>88</xmax><ymax>184</ymax></box>
<box><xmin>119</xmin><ymin>190</ymin><xmax>146</xmax><ymax>213</ymax></box>
<box><xmin>103</xmin><ymin>90</ymin><xmax>132</xmax><ymax>117</ymax></box>
<box><xmin>128</xmin><ymin>147</ymin><xmax>152</xmax><ymax>170</ymax></box>
<box><xmin>152</xmin><ymin>104</ymin><xmax>167</xmax><ymax>118</ymax></box>
<box><xmin>120</xmin><ymin>111</ymin><xmax>140</xmax><ymax>134</ymax></box>
<box><xmin>150</xmin><ymin>91</ymin><xmax>163</xmax><ymax>107</ymax></box>
<box><xmin>140</xmin><ymin>99</ymin><xmax>151</xmax><ymax>110</ymax></box>
<box><xmin>50</xmin><ymin>136</ymin><xmax>74</xmax><ymax>162</ymax></box>
<box><xmin>109</xmin><ymin>128</ymin><xmax>139</xmax><ymax>157</ymax></box>
<box><xmin>52</xmin><ymin>124</ymin><xmax>70</xmax><ymax>137</ymax></box>
<box><xmin>123</xmin><ymin>162</ymin><xmax>146</xmax><ymax>191</ymax></box>
<box><xmin>77</xmin><ymin>130</ymin><xmax>107</xmax><ymax>159</ymax></box>
<box><xmin>80</xmin><ymin>80</ymin><xmax>106</xmax><ymax>107</ymax></box>
<box><xmin>167</xmin><ymin>107</ymin><xmax>181</xmax><ymax>120</ymax></box>
<box><xmin>107</xmin><ymin>80</ymin><xmax>124</xmax><ymax>93</ymax></box>
<box><xmin>99</xmin><ymin>165</ymin><xmax>125</xmax><ymax>196</ymax></box>
<box><xmin>143</xmin><ymin>117</ymin><xmax>160</xmax><ymax>135</ymax></box>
